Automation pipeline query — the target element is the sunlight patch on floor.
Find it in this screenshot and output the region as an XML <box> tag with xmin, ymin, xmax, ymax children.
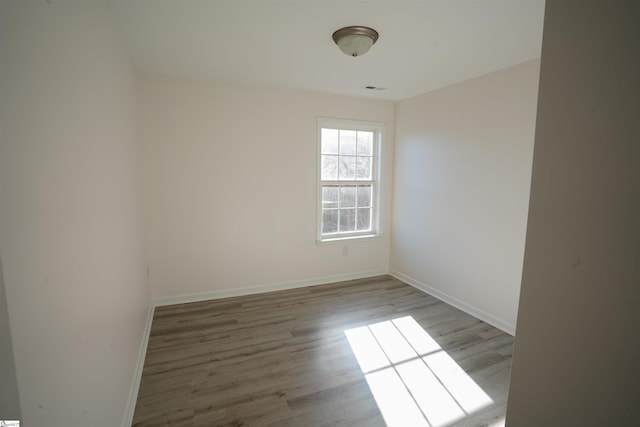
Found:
<box><xmin>345</xmin><ymin>316</ymin><xmax>493</xmax><ymax>427</ymax></box>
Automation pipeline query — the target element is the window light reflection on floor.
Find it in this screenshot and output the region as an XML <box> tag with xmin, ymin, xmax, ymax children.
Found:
<box><xmin>344</xmin><ymin>316</ymin><xmax>493</xmax><ymax>427</ymax></box>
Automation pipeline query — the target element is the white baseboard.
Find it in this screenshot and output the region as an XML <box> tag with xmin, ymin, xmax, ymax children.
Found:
<box><xmin>122</xmin><ymin>303</ymin><xmax>155</xmax><ymax>427</ymax></box>
<box><xmin>389</xmin><ymin>269</ymin><xmax>516</xmax><ymax>336</ymax></box>
<box><xmin>153</xmin><ymin>269</ymin><xmax>389</xmax><ymax>307</ymax></box>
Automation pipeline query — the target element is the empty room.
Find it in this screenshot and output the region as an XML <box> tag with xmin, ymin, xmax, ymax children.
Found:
<box><xmin>1</xmin><ymin>1</ymin><xmax>638</xmax><ymax>427</ymax></box>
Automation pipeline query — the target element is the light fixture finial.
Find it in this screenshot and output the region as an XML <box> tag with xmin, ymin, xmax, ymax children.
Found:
<box><xmin>332</xmin><ymin>26</ymin><xmax>379</xmax><ymax>57</ymax></box>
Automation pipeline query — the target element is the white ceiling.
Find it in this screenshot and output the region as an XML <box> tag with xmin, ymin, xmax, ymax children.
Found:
<box><xmin>107</xmin><ymin>0</ymin><xmax>545</xmax><ymax>101</ymax></box>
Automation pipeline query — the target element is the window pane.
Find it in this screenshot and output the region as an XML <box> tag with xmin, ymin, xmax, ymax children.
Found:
<box><xmin>357</xmin><ymin>131</ymin><xmax>373</xmax><ymax>156</ymax></box>
<box><xmin>318</xmin><ymin>120</ymin><xmax>381</xmax><ymax>240</ymax></box>
<box><xmin>340</xmin><ymin>186</ymin><xmax>357</xmax><ymax>208</ymax></box>
<box><xmin>357</xmin><ymin>185</ymin><xmax>372</xmax><ymax>207</ymax></box>
<box><xmin>322</xmin><ymin>209</ymin><xmax>338</xmax><ymax>234</ymax></box>
<box><xmin>321</xmin><ymin>128</ymin><xmax>339</xmax><ymax>154</ymax></box>
<box><xmin>357</xmin><ymin>208</ymin><xmax>372</xmax><ymax>231</ymax></box>
<box><xmin>356</xmin><ymin>157</ymin><xmax>372</xmax><ymax>180</ymax></box>
<box><xmin>339</xmin><ymin>209</ymin><xmax>356</xmax><ymax>232</ymax></box>
<box><xmin>338</xmin><ymin>156</ymin><xmax>356</xmax><ymax>180</ymax></box>
<box><xmin>321</xmin><ymin>155</ymin><xmax>338</xmax><ymax>180</ymax></box>
<box><xmin>339</xmin><ymin>130</ymin><xmax>357</xmax><ymax>155</ymax></box>
<box><xmin>322</xmin><ymin>185</ymin><xmax>339</xmax><ymax>209</ymax></box>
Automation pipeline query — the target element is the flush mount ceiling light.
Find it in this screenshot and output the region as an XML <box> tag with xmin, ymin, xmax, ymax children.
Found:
<box><xmin>332</xmin><ymin>26</ymin><xmax>379</xmax><ymax>57</ymax></box>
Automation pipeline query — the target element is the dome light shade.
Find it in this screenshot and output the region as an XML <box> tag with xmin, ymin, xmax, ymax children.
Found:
<box><xmin>332</xmin><ymin>26</ymin><xmax>379</xmax><ymax>57</ymax></box>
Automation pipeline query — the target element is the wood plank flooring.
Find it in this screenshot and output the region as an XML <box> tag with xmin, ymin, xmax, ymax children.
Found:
<box><xmin>132</xmin><ymin>275</ymin><xmax>514</xmax><ymax>426</ymax></box>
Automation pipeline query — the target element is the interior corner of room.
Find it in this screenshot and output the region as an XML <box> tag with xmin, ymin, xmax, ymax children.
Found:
<box><xmin>1</xmin><ymin>0</ymin><xmax>638</xmax><ymax>426</ymax></box>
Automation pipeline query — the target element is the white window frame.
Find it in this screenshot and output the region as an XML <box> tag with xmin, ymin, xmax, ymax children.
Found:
<box><xmin>317</xmin><ymin>118</ymin><xmax>384</xmax><ymax>242</ymax></box>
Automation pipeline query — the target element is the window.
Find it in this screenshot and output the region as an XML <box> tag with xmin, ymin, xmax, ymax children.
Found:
<box><xmin>318</xmin><ymin>118</ymin><xmax>383</xmax><ymax>241</ymax></box>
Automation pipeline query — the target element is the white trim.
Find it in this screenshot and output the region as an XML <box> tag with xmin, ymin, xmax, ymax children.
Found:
<box><xmin>122</xmin><ymin>303</ymin><xmax>155</xmax><ymax>427</ymax></box>
<box><xmin>316</xmin><ymin>233</ymin><xmax>383</xmax><ymax>245</ymax></box>
<box><xmin>389</xmin><ymin>269</ymin><xmax>516</xmax><ymax>336</ymax></box>
<box><xmin>153</xmin><ymin>269</ymin><xmax>388</xmax><ymax>307</ymax></box>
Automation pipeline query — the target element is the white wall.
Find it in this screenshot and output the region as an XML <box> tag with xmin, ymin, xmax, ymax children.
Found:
<box><xmin>0</xmin><ymin>1</ymin><xmax>150</xmax><ymax>426</ymax></box>
<box><xmin>390</xmin><ymin>60</ymin><xmax>540</xmax><ymax>333</ymax></box>
<box><xmin>139</xmin><ymin>76</ymin><xmax>395</xmax><ymax>300</ymax></box>
<box><xmin>506</xmin><ymin>1</ymin><xmax>640</xmax><ymax>425</ymax></box>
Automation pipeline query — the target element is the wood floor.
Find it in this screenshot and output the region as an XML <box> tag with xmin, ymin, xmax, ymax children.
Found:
<box><xmin>132</xmin><ymin>275</ymin><xmax>514</xmax><ymax>427</ymax></box>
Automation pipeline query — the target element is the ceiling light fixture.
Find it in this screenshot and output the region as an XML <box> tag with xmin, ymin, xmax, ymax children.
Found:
<box><xmin>332</xmin><ymin>26</ymin><xmax>379</xmax><ymax>57</ymax></box>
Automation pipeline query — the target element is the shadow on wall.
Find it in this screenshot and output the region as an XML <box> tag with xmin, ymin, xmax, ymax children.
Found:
<box><xmin>0</xmin><ymin>254</ymin><xmax>22</xmax><ymax>420</ymax></box>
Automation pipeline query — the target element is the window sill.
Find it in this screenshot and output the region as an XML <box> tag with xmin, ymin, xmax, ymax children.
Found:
<box><xmin>316</xmin><ymin>233</ymin><xmax>383</xmax><ymax>245</ymax></box>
